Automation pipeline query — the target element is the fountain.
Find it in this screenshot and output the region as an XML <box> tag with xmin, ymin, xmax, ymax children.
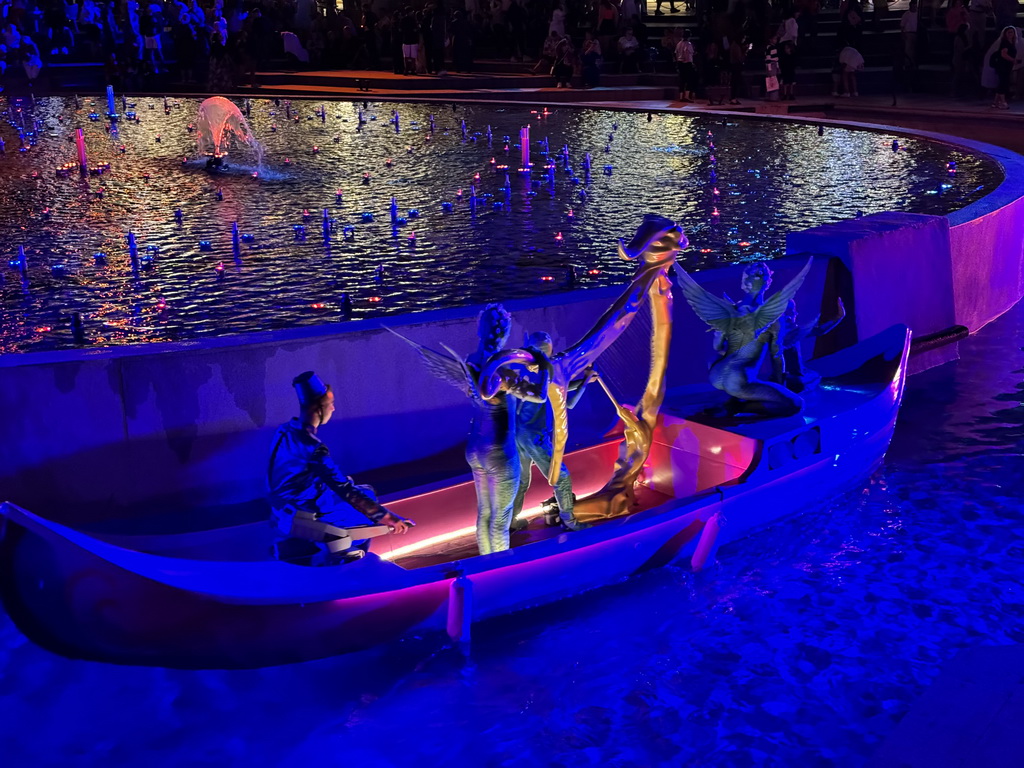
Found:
<box><xmin>0</xmin><ymin>98</ymin><xmax>1005</xmax><ymax>356</ymax></box>
<box><xmin>126</xmin><ymin>232</ymin><xmax>139</xmax><ymax>270</ymax></box>
<box><xmin>195</xmin><ymin>97</ymin><xmax>263</xmax><ymax>171</ymax></box>
<box><xmin>75</xmin><ymin>129</ymin><xmax>87</xmax><ymax>172</ymax></box>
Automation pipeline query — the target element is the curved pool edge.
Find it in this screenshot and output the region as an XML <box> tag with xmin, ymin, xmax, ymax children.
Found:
<box><xmin>3</xmin><ymin>102</ymin><xmax>1023</xmax><ymax>520</ymax></box>
<box><xmin>3</xmin><ymin>99</ymin><xmax>1021</xmax><ymax>367</ymax></box>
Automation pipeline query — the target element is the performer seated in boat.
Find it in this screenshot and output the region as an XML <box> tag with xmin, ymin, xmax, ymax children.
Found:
<box><xmin>268</xmin><ymin>371</ymin><xmax>412</xmax><ymax>563</ymax></box>
<box><xmin>511</xmin><ymin>332</ymin><xmax>596</xmax><ymax>532</ymax></box>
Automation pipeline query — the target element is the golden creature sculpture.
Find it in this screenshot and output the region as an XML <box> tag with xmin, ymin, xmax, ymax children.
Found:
<box><xmin>481</xmin><ymin>214</ymin><xmax>685</xmax><ymax>521</ymax></box>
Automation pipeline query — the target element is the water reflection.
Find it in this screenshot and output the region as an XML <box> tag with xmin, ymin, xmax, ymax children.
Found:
<box><xmin>0</xmin><ymin>97</ymin><xmax>1002</xmax><ymax>353</ymax></box>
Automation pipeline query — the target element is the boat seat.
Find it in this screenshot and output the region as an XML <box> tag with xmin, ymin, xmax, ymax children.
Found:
<box><xmin>270</xmin><ymin>506</ymin><xmax>394</xmax><ymax>566</ymax></box>
<box><xmin>271</xmin><ymin>535</ymin><xmax>366</xmax><ymax>567</ymax></box>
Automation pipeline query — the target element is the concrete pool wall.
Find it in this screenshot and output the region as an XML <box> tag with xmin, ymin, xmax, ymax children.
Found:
<box><xmin>2</xmin><ymin>118</ymin><xmax>1023</xmax><ymax>523</ymax></box>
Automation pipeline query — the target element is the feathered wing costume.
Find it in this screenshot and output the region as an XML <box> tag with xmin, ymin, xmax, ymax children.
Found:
<box><xmin>386</xmin><ymin>328</ymin><xmax>550</xmax><ymax>554</ymax></box>
<box><xmin>675</xmin><ymin>258</ymin><xmax>813</xmax><ymax>416</ymax></box>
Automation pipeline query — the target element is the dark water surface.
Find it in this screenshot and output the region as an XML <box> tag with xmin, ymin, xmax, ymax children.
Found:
<box><xmin>0</xmin><ymin>96</ymin><xmax>1002</xmax><ymax>353</ymax></box>
<box><xmin>2</xmin><ymin>294</ymin><xmax>1023</xmax><ymax>766</ymax></box>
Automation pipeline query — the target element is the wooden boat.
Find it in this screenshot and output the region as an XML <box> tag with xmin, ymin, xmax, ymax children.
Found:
<box><xmin>0</xmin><ymin>325</ymin><xmax>910</xmax><ymax>669</ymax></box>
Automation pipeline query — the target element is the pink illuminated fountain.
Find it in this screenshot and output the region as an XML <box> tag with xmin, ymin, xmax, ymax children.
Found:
<box><xmin>75</xmin><ymin>129</ymin><xmax>87</xmax><ymax>172</ymax></box>
<box><xmin>195</xmin><ymin>97</ymin><xmax>263</xmax><ymax>170</ymax></box>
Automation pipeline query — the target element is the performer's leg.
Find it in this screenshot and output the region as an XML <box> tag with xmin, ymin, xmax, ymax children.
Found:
<box><xmin>487</xmin><ymin>460</ymin><xmax>520</xmax><ymax>553</ymax></box>
<box><xmin>511</xmin><ymin>446</ymin><xmax>533</xmax><ymax>521</ymax></box>
<box><xmin>526</xmin><ymin>438</ymin><xmax>579</xmax><ymax>527</ymax></box>
<box><xmin>473</xmin><ymin>467</ymin><xmax>494</xmax><ymax>555</ymax></box>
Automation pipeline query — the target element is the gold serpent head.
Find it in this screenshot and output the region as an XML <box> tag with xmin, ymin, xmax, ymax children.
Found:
<box><xmin>617</xmin><ymin>214</ymin><xmax>687</xmax><ymax>265</ymax></box>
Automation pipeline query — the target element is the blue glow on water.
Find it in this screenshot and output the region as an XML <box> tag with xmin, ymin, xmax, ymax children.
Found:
<box><xmin>0</xmin><ymin>97</ymin><xmax>1001</xmax><ymax>353</ymax></box>
<box><xmin>2</xmin><ymin>298</ymin><xmax>1023</xmax><ymax>764</ymax></box>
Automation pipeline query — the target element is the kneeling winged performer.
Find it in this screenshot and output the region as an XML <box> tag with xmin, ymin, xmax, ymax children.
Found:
<box><xmin>675</xmin><ymin>259</ymin><xmax>813</xmax><ymax>417</ymax></box>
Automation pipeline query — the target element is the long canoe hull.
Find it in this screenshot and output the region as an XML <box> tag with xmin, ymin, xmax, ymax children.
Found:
<box><xmin>0</xmin><ymin>326</ymin><xmax>910</xmax><ymax>668</ymax></box>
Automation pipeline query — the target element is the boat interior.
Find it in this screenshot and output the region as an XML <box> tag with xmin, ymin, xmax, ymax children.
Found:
<box><xmin>88</xmin><ymin>327</ymin><xmax>905</xmax><ymax>571</ymax></box>
<box><xmin>380</xmin><ymin>322</ymin><xmax>907</xmax><ymax>570</ymax></box>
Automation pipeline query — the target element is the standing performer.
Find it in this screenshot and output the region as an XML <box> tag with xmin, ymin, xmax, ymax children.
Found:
<box><xmin>511</xmin><ymin>332</ymin><xmax>595</xmax><ymax>531</ymax></box>
<box><xmin>389</xmin><ymin>305</ymin><xmax>548</xmax><ymax>555</ymax></box>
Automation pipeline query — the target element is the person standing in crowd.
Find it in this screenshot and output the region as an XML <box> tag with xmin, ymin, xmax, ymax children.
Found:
<box><xmin>873</xmin><ymin>0</ymin><xmax>890</xmax><ymax>33</ymax></box>
<box><xmin>552</xmin><ymin>32</ymin><xmax>575</xmax><ymax>87</ymax></box>
<box><xmin>839</xmin><ymin>0</ymin><xmax>863</xmax><ymax>49</ymax></box>
<box><xmin>596</xmin><ymin>0</ymin><xmax>618</xmax><ymax>60</ymax></box>
<box><xmin>618</xmin><ymin>26</ymin><xmax>641</xmax><ymax>72</ymax></box>
<box><xmin>901</xmin><ymin>0</ymin><xmax>919</xmax><ymax>72</ymax></box>
<box><xmin>988</xmin><ymin>25</ymin><xmax>1017</xmax><ymax>109</ymax></box>
<box><xmin>779</xmin><ymin>38</ymin><xmax>797</xmax><ymax>100</ymax></box>
<box><xmin>361</xmin><ymin>3</ymin><xmax>380</xmax><ymax>69</ymax></box>
<box><xmin>506</xmin><ymin>0</ymin><xmax>527</xmax><ymax>62</ymax></box>
<box><xmin>138</xmin><ymin>4</ymin><xmax>161</xmax><ymax>74</ymax></box>
<box><xmin>993</xmin><ymin>0</ymin><xmax>1019</xmax><ymax>31</ymax></box>
<box><xmin>429</xmin><ymin>3</ymin><xmax>448</xmax><ymax>75</ymax></box>
<box><xmin>967</xmin><ymin>0</ymin><xmax>994</xmax><ymax>54</ymax></box>
<box><xmin>580</xmin><ymin>30</ymin><xmax>602</xmax><ymax>88</ymax></box>
<box><xmin>763</xmin><ymin>32</ymin><xmax>780</xmax><ymax>100</ymax></box>
<box><xmin>946</xmin><ymin>0</ymin><xmax>970</xmax><ymax>39</ymax></box>
<box><xmin>674</xmin><ymin>27</ymin><xmax>695</xmax><ymax>102</ymax></box>
<box><xmin>661</xmin><ymin>25</ymin><xmax>681</xmax><ymax>67</ymax></box>
<box><xmin>778</xmin><ymin>8</ymin><xmax>798</xmax><ymax>49</ymax></box>
<box><xmin>450</xmin><ymin>9</ymin><xmax>473</xmax><ymax>72</ymax></box>
<box><xmin>797</xmin><ymin>0</ymin><xmax>820</xmax><ymax>52</ymax></box>
<box><xmin>727</xmin><ymin>30</ymin><xmax>746</xmax><ymax>104</ymax></box>
<box><xmin>549</xmin><ymin>2</ymin><xmax>566</xmax><ymax>37</ymax></box>
<box><xmin>951</xmin><ymin>22</ymin><xmax>974</xmax><ymax>97</ymax></box>
<box><xmin>400</xmin><ymin>6</ymin><xmax>419</xmax><ymax>74</ymax></box>
<box><xmin>173</xmin><ymin>12</ymin><xmax>198</xmax><ymax>84</ymax></box>
<box><xmin>704</xmin><ymin>36</ymin><xmax>724</xmax><ymax>95</ymax></box>
<box><xmin>388</xmin><ymin>10</ymin><xmax>403</xmax><ymax>74</ymax></box>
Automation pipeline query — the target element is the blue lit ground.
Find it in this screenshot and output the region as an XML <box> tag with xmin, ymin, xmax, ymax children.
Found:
<box><xmin>2</xmin><ymin>307</ymin><xmax>1023</xmax><ymax>766</ymax></box>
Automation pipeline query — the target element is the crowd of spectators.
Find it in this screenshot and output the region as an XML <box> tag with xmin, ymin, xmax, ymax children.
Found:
<box><xmin>0</xmin><ymin>0</ymin><xmax>1021</xmax><ymax>106</ymax></box>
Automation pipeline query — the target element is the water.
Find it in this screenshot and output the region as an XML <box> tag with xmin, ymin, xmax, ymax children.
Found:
<box><xmin>2</xmin><ymin>289</ymin><xmax>1023</xmax><ymax>766</ymax></box>
<box><xmin>0</xmin><ymin>96</ymin><xmax>1002</xmax><ymax>354</ymax></box>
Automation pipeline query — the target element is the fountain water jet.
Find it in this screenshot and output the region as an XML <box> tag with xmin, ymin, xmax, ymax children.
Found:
<box><xmin>195</xmin><ymin>97</ymin><xmax>263</xmax><ymax>170</ymax></box>
<box><xmin>75</xmin><ymin>129</ymin><xmax>87</xmax><ymax>172</ymax></box>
